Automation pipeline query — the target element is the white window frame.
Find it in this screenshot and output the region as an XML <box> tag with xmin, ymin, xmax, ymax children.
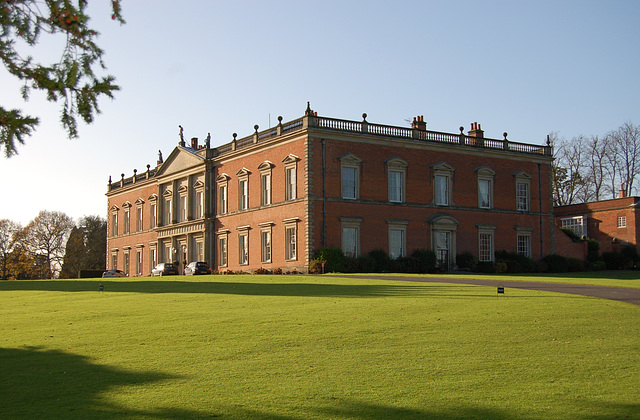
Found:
<box><xmin>477</xmin><ymin>225</ymin><xmax>496</xmax><ymax>262</ymax></box>
<box><xmin>339</xmin><ymin>153</ymin><xmax>362</xmax><ymax>200</ymax></box>
<box><xmin>237</xmin><ymin>168</ymin><xmax>250</xmax><ymax>211</ymax></box>
<box><xmin>110</xmin><ymin>206</ymin><xmax>119</xmax><ymax>237</ymax></box>
<box><xmin>178</xmin><ymin>185</ymin><xmax>188</xmax><ymax>222</ymax></box>
<box><xmin>217</xmin><ymin>231</ymin><xmax>228</xmax><ymax>268</ymax></box>
<box><xmin>432</xmin><ymin>162</ymin><xmax>455</xmax><ymax>207</ymax></box>
<box><xmin>618</xmin><ymin>216</ymin><xmax>627</xmax><ymax>228</ymax></box>
<box><xmin>260</xmin><ymin>222</ymin><xmax>273</xmax><ymax>263</ymax></box>
<box><xmin>387</xmin><ymin>220</ymin><xmax>408</xmax><ymax>259</ymax></box>
<box><xmin>123</xmin><ymin>202</ymin><xmax>131</xmax><ymax>234</ymax></box>
<box><xmin>162</xmin><ymin>189</ymin><xmax>173</xmax><ymax>225</ymax></box>
<box><xmin>515</xmin><ymin>226</ymin><xmax>533</xmax><ymax>258</ymax></box>
<box><xmin>238</xmin><ymin>227</ymin><xmax>250</xmax><ymax>265</ymax></box>
<box><xmin>284</xmin><ymin>218</ymin><xmax>299</xmax><ymax>261</ymax></box>
<box><xmin>514</xmin><ymin>171</ymin><xmax>532</xmax><ymax>212</ymax></box>
<box><xmin>386</xmin><ymin>157</ymin><xmax>408</xmax><ymax>204</ymax></box>
<box><xmin>149</xmin><ymin>194</ymin><xmax>158</xmax><ymax>229</ymax></box>
<box><xmin>258</xmin><ymin>161</ymin><xmax>274</xmax><ymax>206</ymax></box>
<box><xmin>561</xmin><ymin>216</ymin><xmax>587</xmax><ymax>237</ymax></box>
<box><xmin>340</xmin><ymin>217</ymin><xmax>362</xmax><ymax>258</ymax></box>
<box><xmin>476</xmin><ymin>166</ymin><xmax>495</xmax><ymax>209</ymax></box>
<box><xmin>194</xmin><ymin>181</ymin><xmax>205</xmax><ymax>219</ymax></box>
<box><xmin>283</xmin><ymin>154</ymin><xmax>300</xmax><ymax>201</ymax></box>
<box><xmin>216</xmin><ymin>174</ymin><xmax>230</xmax><ymax>215</ymax></box>
<box><xmin>135</xmin><ymin>198</ymin><xmax>144</xmax><ymax>232</ymax></box>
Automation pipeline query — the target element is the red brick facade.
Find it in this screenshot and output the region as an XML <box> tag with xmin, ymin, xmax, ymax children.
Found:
<box><xmin>107</xmin><ymin>106</ymin><xmax>555</xmax><ymax>275</ymax></box>
<box><xmin>554</xmin><ymin>197</ymin><xmax>640</xmax><ymax>254</ymax></box>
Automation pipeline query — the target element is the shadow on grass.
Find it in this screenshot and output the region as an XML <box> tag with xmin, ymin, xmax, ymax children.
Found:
<box><xmin>0</xmin><ymin>346</ymin><xmax>202</xmax><ymax>419</ymax></box>
<box><xmin>0</xmin><ymin>279</ymin><xmax>592</xmax><ymax>300</ymax></box>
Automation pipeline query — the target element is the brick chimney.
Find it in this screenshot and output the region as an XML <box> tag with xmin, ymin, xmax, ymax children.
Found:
<box><xmin>618</xmin><ymin>183</ymin><xmax>626</xmax><ymax>198</ymax></box>
<box><xmin>412</xmin><ymin>115</ymin><xmax>427</xmax><ymax>130</ymax></box>
<box><xmin>191</xmin><ymin>137</ymin><xmax>198</xmax><ymax>149</ymax></box>
<box><xmin>468</xmin><ymin>122</ymin><xmax>484</xmax><ymax>138</ymax></box>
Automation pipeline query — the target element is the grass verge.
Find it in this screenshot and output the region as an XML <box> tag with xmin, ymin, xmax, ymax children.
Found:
<box><xmin>1</xmin><ymin>275</ymin><xmax>638</xmax><ymax>419</ymax></box>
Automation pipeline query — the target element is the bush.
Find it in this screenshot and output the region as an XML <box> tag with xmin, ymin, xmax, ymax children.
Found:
<box><xmin>254</xmin><ymin>267</ymin><xmax>270</xmax><ymax>275</ymax></box>
<box><xmin>586</xmin><ymin>239</ymin><xmax>600</xmax><ymax>263</ymax></box>
<box><xmin>273</xmin><ymin>267</ymin><xmax>283</xmax><ymax>275</ymax></box>
<box><xmin>476</xmin><ymin>261</ymin><xmax>495</xmax><ymax>273</ymax></box>
<box><xmin>541</xmin><ymin>254</ymin><xmax>568</xmax><ymax>273</ymax></box>
<box><xmin>314</xmin><ymin>247</ymin><xmax>345</xmax><ymax>273</ymax></box>
<box><xmin>411</xmin><ymin>249</ymin><xmax>438</xmax><ymax>273</ymax></box>
<box><xmin>620</xmin><ymin>245</ymin><xmax>639</xmax><ymax>269</ymax></box>
<box><xmin>308</xmin><ymin>259</ymin><xmax>324</xmax><ymax>274</ymax></box>
<box><xmin>367</xmin><ymin>249</ymin><xmax>390</xmax><ymax>273</ymax></box>
<box><xmin>343</xmin><ymin>257</ymin><xmax>361</xmax><ymax>273</ymax></box>
<box><xmin>566</xmin><ymin>258</ymin><xmax>586</xmax><ymax>272</ymax></box>
<box><xmin>456</xmin><ymin>252</ymin><xmax>477</xmax><ymax>272</ymax></box>
<box><xmin>601</xmin><ymin>252</ymin><xmax>622</xmax><ymax>270</ymax></box>
<box><xmin>356</xmin><ymin>254</ymin><xmax>376</xmax><ymax>273</ymax></box>
<box><xmin>591</xmin><ymin>260</ymin><xmax>606</xmax><ymax>271</ymax></box>
<box><xmin>495</xmin><ymin>250</ymin><xmax>536</xmax><ymax>273</ymax></box>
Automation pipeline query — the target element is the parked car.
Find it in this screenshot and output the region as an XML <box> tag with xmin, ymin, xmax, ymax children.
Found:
<box><xmin>151</xmin><ymin>262</ymin><xmax>179</xmax><ymax>276</ymax></box>
<box><xmin>102</xmin><ymin>269</ymin><xmax>126</xmax><ymax>278</ymax></box>
<box><xmin>184</xmin><ymin>261</ymin><xmax>212</xmax><ymax>275</ymax></box>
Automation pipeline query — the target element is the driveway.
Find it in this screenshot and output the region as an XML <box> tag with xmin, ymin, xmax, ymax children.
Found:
<box><xmin>327</xmin><ymin>275</ymin><xmax>640</xmax><ymax>306</ymax></box>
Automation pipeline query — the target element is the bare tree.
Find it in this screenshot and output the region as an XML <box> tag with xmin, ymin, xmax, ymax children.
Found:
<box><xmin>0</xmin><ymin>219</ymin><xmax>22</xmax><ymax>279</ymax></box>
<box><xmin>551</xmin><ymin>133</ymin><xmax>587</xmax><ymax>206</ymax></box>
<box><xmin>582</xmin><ymin>134</ymin><xmax>612</xmax><ymax>202</ymax></box>
<box><xmin>23</xmin><ymin>210</ymin><xmax>74</xmax><ymax>279</ymax></box>
<box><xmin>610</xmin><ymin>122</ymin><xmax>640</xmax><ymax>197</ymax></box>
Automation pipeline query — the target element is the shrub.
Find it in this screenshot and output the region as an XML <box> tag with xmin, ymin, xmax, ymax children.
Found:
<box><xmin>586</xmin><ymin>239</ymin><xmax>600</xmax><ymax>263</ymax></box>
<box><xmin>495</xmin><ymin>250</ymin><xmax>536</xmax><ymax>273</ymax></box>
<box><xmin>620</xmin><ymin>245</ymin><xmax>639</xmax><ymax>269</ymax></box>
<box><xmin>495</xmin><ymin>262</ymin><xmax>508</xmax><ymax>273</ymax></box>
<box><xmin>273</xmin><ymin>267</ymin><xmax>283</xmax><ymax>275</ymax></box>
<box><xmin>541</xmin><ymin>254</ymin><xmax>568</xmax><ymax>273</ymax></box>
<box><xmin>591</xmin><ymin>260</ymin><xmax>606</xmax><ymax>271</ymax></box>
<box><xmin>566</xmin><ymin>258</ymin><xmax>586</xmax><ymax>272</ymax></box>
<box><xmin>254</xmin><ymin>267</ymin><xmax>270</xmax><ymax>275</ymax></box>
<box><xmin>342</xmin><ymin>257</ymin><xmax>361</xmax><ymax>273</ymax></box>
<box><xmin>411</xmin><ymin>249</ymin><xmax>438</xmax><ymax>273</ymax></box>
<box><xmin>601</xmin><ymin>252</ymin><xmax>622</xmax><ymax>270</ymax></box>
<box><xmin>314</xmin><ymin>247</ymin><xmax>345</xmax><ymax>273</ymax></box>
<box><xmin>476</xmin><ymin>261</ymin><xmax>495</xmax><ymax>273</ymax></box>
<box><xmin>356</xmin><ymin>254</ymin><xmax>376</xmax><ymax>273</ymax></box>
<box><xmin>308</xmin><ymin>259</ymin><xmax>324</xmax><ymax>274</ymax></box>
<box><xmin>367</xmin><ymin>249</ymin><xmax>390</xmax><ymax>273</ymax></box>
<box><xmin>456</xmin><ymin>252</ymin><xmax>477</xmax><ymax>272</ymax></box>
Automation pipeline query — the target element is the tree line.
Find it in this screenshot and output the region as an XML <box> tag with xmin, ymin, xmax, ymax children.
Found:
<box><xmin>552</xmin><ymin>121</ymin><xmax>640</xmax><ymax>206</ymax></box>
<box><xmin>0</xmin><ymin>211</ymin><xmax>106</xmax><ymax>280</ymax></box>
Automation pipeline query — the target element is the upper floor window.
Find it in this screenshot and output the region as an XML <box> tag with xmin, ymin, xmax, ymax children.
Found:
<box><xmin>110</xmin><ymin>206</ymin><xmax>119</xmax><ymax>236</ymax></box>
<box><xmin>237</xmin><ymin>168</ymin><xmax>250</xmax><ymax>211</ymax></box>
<box><xmin>283</xmin><ymin>154</ymin><xmax>300</xmax><ymax>201</ymax></box>
<box><xmin>216</xmin><ymin>174</ymin><xmax>230</xmax><ymax>215</ymax></box>
<box><xmin>194</xmin><ymin>180</ymin><xmax>205</xmax><ymax>219</ymax></box>
<box><xmin>386</xmin><ymin>157</ymin><xmax>408</xmax><ymax>203</ymax></box>
<box><xmin>136</xmin><ymin>198</ymin><xmax>144</xmax><ymax>232</ymax></box>
<box><xmin>618</xmin><ymin>216</ymin><xmax>627</xmax><ymax>228</ymax></box>
<box><xmin>432</xmin><ymin>162</ymin><xmax>455</xmax><ymax>207</ymax></box>
<box><xmin>514</xmin><ymin>171</ymin><xmax>532</xmax><ymax>212</ymax></box>
<box><xmin>258</xmin><ymin>161</ymin><xmax>274</xmax><ymax>206</ymax></box>
<box><xmin>162</xmin><ymin>189</ymin><xmax>172</xmax><ymax>225</ymax></box>
<box><xmin>123</xmin><ymin>202</ymin><xmax>131</xmax><ymax>234</ymax></box>
<box><xmin>476</xmin><ymin>166</ymin><xmax>495</xmax><ymax>209</ymax></box>
<box><xmin>339</xmin><ymin>153</ymin><xmax>362</xmax><ymax>200</ymax></box>
<box><xmin>149</xmin><ymin>194</ymin><xmax>158</xmax><ymax>229</ymax></box>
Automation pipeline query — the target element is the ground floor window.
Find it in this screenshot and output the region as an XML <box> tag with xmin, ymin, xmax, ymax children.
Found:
<box><xmin>517</xmin><ymin>234</ymin><xmax>531</xmax><ymax>257</ymax></box>
<box><xmin>479</xmin><ymin>232</ymin><xmax>493</xmax><ymax>262</ymax></box>
<box><xmin>239</xmin><ymin>232</ymin><xmax>249</xmax><ymax>265</ymax></box>
<box><xmin>218</xmin><ymin>235</ymin><xmax>228</xmax><ymax>267</ymax></box>
<box><xmin>387</xmin><ymin>221</ymin><xmax>408</xmax><ymax>259</ymax></box>
<box><xmin>136</xmin><ymin>250</ymin><xmax>142</xmax><ymax>276</ymax></box>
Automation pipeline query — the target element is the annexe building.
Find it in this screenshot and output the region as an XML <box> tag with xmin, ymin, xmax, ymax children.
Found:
<box><xmin>106</xmin><ymin>104</ymin><xmax>555</xmax><ymax>275</ymax></box>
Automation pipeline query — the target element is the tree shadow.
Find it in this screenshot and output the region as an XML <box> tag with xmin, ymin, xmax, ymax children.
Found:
<box><xmin>0</xmin><ymin>346</ymin><xmax>203</xmax><ymax>419</ymax></box>
<box><xmin>0</xmin><ymin>279</ymin><xmax>452</xmax><ymax>298</ymax></box>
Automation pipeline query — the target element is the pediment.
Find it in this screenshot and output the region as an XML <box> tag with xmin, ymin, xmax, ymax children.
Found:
<box><xmin>155</xmin><ymin>147</ymin><xmax>205</xmax><ymax>178</ymax></box>
<box><xmin>282</xmin><ymin>154</ymin><xmax>300</xmax><ymax>164</ymax></box>
<box><xmin>427</xmin><ymin>213</ymin><xmax>460</xmax><ymax>228</ymax></box>
<box><xmin>513</xmin><ymin>170</ymin><xmax>532</xmax><ymax>180</ymax></box>
<box><xmin>134</xmin><ymin>198</ymin><xmax>145</xmax><ymax>205</ymax></box>
<box><xmin>122</xmin><ymin>201</ymin><xmax>132</xmax><ymax>208</ymax></box>
<box><xmin>431</xmin><ymin>161</ymin><xmax>455</xmax><ymax>172</ymax></box>
<box><xmin>476</xmin><ymin>166</ymin><xmax>495</xmax><ymax>176</ymax></box>
<box><xmin>258</xmin><ymin>161</ymin><xmax>275</xmax><ymax>171</ymax></box>
<box><xmin>338</xmin><ymin>153</ymin><xmax>362</xmax><ymax>164</ymax></box>
<box><xmin>216</xmin><ymin>173</ymin><xmax>230</xmax><ymax>182</ymax></box>
<box><xmin>385</xmin><ymin>157</ymin><xmax>408</xmax><ymax>167</ymax></box>
<box><xmin>236</xmin><ymin>167</ymin><xmax>251</xmax><ymax>177</ymax></box>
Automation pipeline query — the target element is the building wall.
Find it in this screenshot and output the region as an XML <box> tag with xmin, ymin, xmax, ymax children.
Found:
<box><xmin>307</xmin><ymin>133</ymin><xmax>553</xmax><ymax>266</ymax></box>
<box><xmin>554</xmin><ymin>197</ymin><xmax>640</xmax><ymax>254</ymax></box>
<box><xmin>106</xmin><ymin>179</ymin><xmax>159</xmax><ymax>276</ymax></box>
<box><xmin>213</xmin><ymin>134</ymin><xmax>309</xmax><ymax>272</ymax></box>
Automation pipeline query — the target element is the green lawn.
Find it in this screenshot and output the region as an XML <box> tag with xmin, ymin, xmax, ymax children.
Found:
<box><xmin>1</xmin><ymin>275</ymin><xmax>639</xmax><ymax>419</ymax></box>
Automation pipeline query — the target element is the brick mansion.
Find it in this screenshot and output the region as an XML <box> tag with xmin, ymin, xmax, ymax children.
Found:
<box><xmin>106</xmin><ymin>103</ymin><xmax>557</xmax><ymax>276</ymax></box>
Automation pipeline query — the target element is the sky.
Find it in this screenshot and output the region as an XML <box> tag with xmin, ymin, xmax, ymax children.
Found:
<box><xmin>1</xmin><ymin>0</ymin><xmax>639</xmax><ymax>226</ymax></box>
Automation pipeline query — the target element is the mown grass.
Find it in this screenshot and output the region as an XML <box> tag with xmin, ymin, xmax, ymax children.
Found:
<box><xmin>349</xmin><ymin>271</ymin><xmax>640</xmax><ymax>289</ymax></box>
<box><xmin>1</xmin><ymin>275</ymin><xmax>639</xmax><ymax>419</ymax></box>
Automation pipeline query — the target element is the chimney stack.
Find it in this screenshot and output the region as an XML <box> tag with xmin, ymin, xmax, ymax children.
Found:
<box><xmin>468</xmin><ymin>122</ymin><xmax>484</xmax><ymax>138</ymax></box>
<box><xmin>411</xmin><ymin>115</ymin><xmax>427</xmax><ymax>131</ymax></box>
<box><xmin>191</xmin><ymin>137</ymin><xmax>198</xmax><ymax>149</ymax></box>
<box><xmin>618</xmin><ymin>183</ymin><xmax>626</xmax><ymax>198</ymax></box>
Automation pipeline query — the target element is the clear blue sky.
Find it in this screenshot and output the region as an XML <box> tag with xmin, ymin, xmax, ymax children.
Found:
<box><xmin>1</xmin><ymin>0</ymin><xmax>639</xmax><ymax>225</ymax></box>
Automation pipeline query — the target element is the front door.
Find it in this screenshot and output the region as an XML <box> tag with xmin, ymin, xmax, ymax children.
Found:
<box><xmin>435</xmin><ymin>231</ymin><xmax>450</xmax><ymax>270</ymax></box>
